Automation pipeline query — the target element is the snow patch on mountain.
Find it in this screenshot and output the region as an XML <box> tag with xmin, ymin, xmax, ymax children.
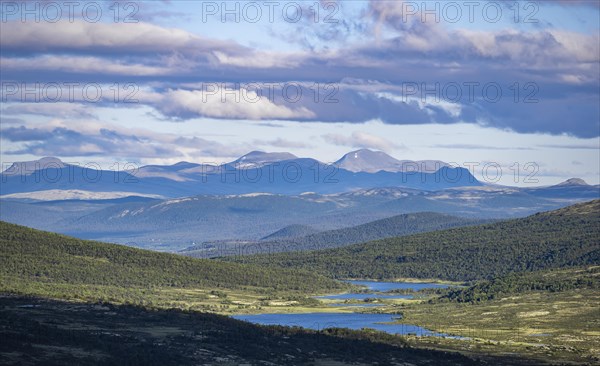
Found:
<box><xmin>0</xmin><ymin>189</ymin><xmax>164</xmax><ymax>201</ymax></box>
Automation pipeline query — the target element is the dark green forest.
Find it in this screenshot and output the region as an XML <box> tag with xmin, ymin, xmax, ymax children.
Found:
<box><xmin>263</xmin><ymin>212</ymin><xmax>486</xmax><ymax>251</ymax></box>
<box><xmin>228</xmin><ymin>200</ymin><xmax>600</xmax><ymax>281</ymax></box>
<box><xmin>438</xmin><ymin>266</ymin><xmax>600</xmax><ymax>303</ymax></box>
<box><xmin>0</xmin><ymin>221</ymin><xmax>346</xmax><ymax>294</ymax></box>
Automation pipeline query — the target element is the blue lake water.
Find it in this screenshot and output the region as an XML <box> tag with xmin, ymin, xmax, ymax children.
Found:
<box><xmin>330</xmin><ymin>303</ymin><xmax>385</xmax><ymax>308</ymax></box>
<box><xmin>317</xmin><ymin>293</ymin><xmax>413</xmax><ymax>300</ymax></box>
<box><xmin>346</xmin><ymin>280</ymin><xmax>451</xmax><ymax>292</ymax></box>
<box><xmin>316</xmin><ymin>280</ymin><xmax>450</xmax><ymax>301</ymax></box>
<box><xmin>232</xmin><ymin>281</ymin><xmax>460</xmax><ymax>338</ymax></box>
<box><xmin>232</xmin><ymin>313</ymin><xmax>448</xmax><ymax>337</ymax></box>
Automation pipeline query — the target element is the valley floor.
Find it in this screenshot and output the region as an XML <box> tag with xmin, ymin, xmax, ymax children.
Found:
<box><xmin>0</xmin><ymin>295</ymin><xmax>517</xmax><ymax>366</ymax></box>
<box><xmin>397</xmin><ymin>289</ymin><xmax>600</xmax><ymax>365</ymax></box>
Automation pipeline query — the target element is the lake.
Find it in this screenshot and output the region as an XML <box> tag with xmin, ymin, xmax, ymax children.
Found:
<box><xmin>317</xmin><ymin>293</ymin><xmax>413</xmax><ymax>300</ymax></box>
<box><xmin>346</xmin><ymin>280</ymin><xmax>451</xmax><ymax>292</ymax></box>
<box><xmin>233</xmin><ymin>281</ymin><xmax>457</xmax><ymax>337</ymax></box>
<box><xmin>316</xmin><ymin>280</ymin><xmax>450</xmax><ymax>301</ymax></box>
<box><xmin>232</xmin><ymin>312</ymin><xmax>448</xmax><ymax>337</ymax></box>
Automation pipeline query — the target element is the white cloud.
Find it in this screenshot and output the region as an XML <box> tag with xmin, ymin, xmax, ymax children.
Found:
<box><xmin>1</xmin><ymin>118</ymin><xmax>253</xmax><ymax>160</ymax></box>
<box><xmin>322</xmin><ymin>131</ymin><xmax>404</xmax><ymax>152</ymax></box>
<box><xmin>1</xmin><ymin>55</ymin><xmax>175</xmax><ymax>76</ymax></box>
<box><xmin>157</xmin><ymin>89</ymin><xmax>315</xmax><ymax>120</ymax></box>
<box><xmin>2</xmin><ymin>103</ymin><xmax>97</xmax><ymax>119</ymax></box>
<box><xmin>253</xmin><ymin>138</ymin><xmax>313</xmax><ymax>149</ymax></box>
<box><xmin>0</xmin><ymin>20</ymin><xmax>226</xmax><ymax>52</ymax></box>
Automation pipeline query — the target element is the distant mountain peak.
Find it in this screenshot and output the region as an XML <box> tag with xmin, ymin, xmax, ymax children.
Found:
<box><xmin>555</xmin><ymin>178</ymin><xmax>589</xmax><ymax>187</ymax></box>
<box><xmin>231</xmin><ymin>151</ymin><xmax>298</xmax><ymax>166</ymax></box>
<box><xmin>348</xmin><ymin>148</ymin><xmax>388</xmax><ymax>157</ymax></box>
<box><xmin>335</xmin><ymin>149</ymin><xmax>449</xmax><ymax>173</ymax></box>
<box><xmin>2</xmin><ymin>157</ymin><xmax>66</xmax><ymax>175</ymax></box>
<box><xmin>37</xmin><ymin>156</ymin><xmax>65</xmax><ymax>164</ymax></box>
<box><xmin>240</xmin><ymin>150</ymin><xmax>297</xmax><ymax>158</ymax></box>
<box><xmin>351</xmin><ymin>148</ymin><xmax>380</xmax><ymax>155</ymax></box>
<box><xmin>335</xmin><ymin>149</ymin><xmax>400</xmax><ymax>173</ymax></box>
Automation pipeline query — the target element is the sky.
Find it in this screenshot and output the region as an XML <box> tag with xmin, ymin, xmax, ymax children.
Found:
<box><xmin>0</xmin><ymin>0</ymin><xmax>599</xmax><ymax>186</ymax></box>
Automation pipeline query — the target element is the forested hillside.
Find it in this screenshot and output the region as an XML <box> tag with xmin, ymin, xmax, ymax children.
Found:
<box><xmin>439</xmin><ymin>266</ymin><xmax>600</xmax><ymax>303</ymax></box>
<box><xmin>261</xmin><ymin>224</ymin><xmax>320</xmax><ymax>240</ymax></box>
<box><xmin>229</xmin><ymin>200</ymin><xmax>600</xmax><ymax>281</ymax></box>
<box><xmin>261</xmin><ymin>212</ymin><xmax>485</xmax><ymax>252</ymax></box>
<box><xmin>0</xmin><ymin>221</ymin><xmax>346</xmax><ymax>300</ymax></box>
<box><xmin>182</xmin><ymin>212</ymin><xmax>486</xmax><ymax>257</ymax></box>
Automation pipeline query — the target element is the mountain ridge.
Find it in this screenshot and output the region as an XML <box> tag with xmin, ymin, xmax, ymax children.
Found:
<box><xmin>0</xmin><ymin>149</ymin><xmax>454</xmax><ymax>175</ymax></box>
<box><xmin>0</xmin><ymin>151</ymin><xmax>482</xmax><ymax>197</ymax></box>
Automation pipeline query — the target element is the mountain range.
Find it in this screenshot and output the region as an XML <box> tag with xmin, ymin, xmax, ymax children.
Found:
<box><xmin>1</xmin><ymin>150</ymin><xmax>480</xmax><ymax>198</ymax></box>
<box><xmin>3</xmin><ymin>150</ymin><xmax>597</xmax><ymax>202</ymax></box>
<box><xmin>1</xmin><ymin>150</ymin><xmax>597</xmax><ymax>252</ymax></box>
<box><xmin>1</xmin><ymin>183</ymin><xmax>597</xmax><ymax>252</ymax></box>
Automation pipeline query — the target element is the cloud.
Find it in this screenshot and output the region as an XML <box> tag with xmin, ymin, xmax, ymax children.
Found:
<box><xmin>322</xmin><ymin>131</ymin><xmax>404</xmax><ymax>152</ymax></box>
<box><xmin>0</xmin><ymin>20</ymin><xmax>296</xmax><ymax>70</ymax></box>
<box><xmin>0</xmin><ymin>120</ymin><xmax>252</xmax><ymax>159</ymax></box>
<box><xmin>256</xmin><ymin>122</ymin><xmax>286</xmax><ymax>128</ymax></box>
<box><xmin>152</xmin><ymin>88</ymin><xmax>315</xmax><ymax>120</ymax></box>
<box><xmin>253</xmin><ymin>138</ymin><xmax>313</xmax><ymax>149</ymax></box>
<box><xmin>538</xmin><ymin>143</ymin><xmax>600</xmax><ymax>150</ymax></box>
<box><xmin>0</xmin><ymin>20</ymin><xmax>231</xmax><ymax>54</ymax></box>
<box><xmin>2</xmin><ymin>126</ymin><xmax>54</xmax><ymax>141</ymax></box>
<box><xmin>0</xmin><ymin>117</ymin><xmax>25</xmax><ymax>125</ymax></box>
<box><xmin>505</xmin><ymin>0</ymin><xmax>600</xmax><ymax>8</ymax></box>
<box><xmin>1</xmin><ymin>55</ymin><xmax>176</xmax><ymax>76</ymax></box>
<box><xmin>2</xmin><ymin>125</ymin><xmax>173</xmax><ymax>158</ymax></box>
<box><xmin>432</xmin><ymin>144</ymin><xmax>534</xmax><ymax>151</ymax></box>
<box><xmin>2</xmin><ymin>103</ymin><xmax>97</xmax><ymax>119</ymax></box>
<box><xmin>0</xmin><ymin>4</ymin><xmax>598</xmax><ymax>138</ymax></box>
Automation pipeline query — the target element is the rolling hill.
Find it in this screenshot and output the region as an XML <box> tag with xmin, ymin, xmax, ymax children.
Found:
<box><xmin>228</xmin><ymin>200</ymin><xmax>600</xmax><ymax>281</ymax></box>
<box><xmin>260</xmin><ymin>224</ymin><xmax>319</xmax><ymax>240</ymax></box>
<box><xmin>182</xmin><ymin>212</ymin><xmax>488</xmax><ymax>258</ymax></box>
<box><xmin>0</xmin><ymin>221</ymin><xmax>347</xmax><ymax>302</ymax></box>
<box><xmin>266</xmin><ymin>212</ymin><xmax>486</xmax><ymax>251</ymax></box>
<box><xmin>439</xmin><ymin>265</ymin><xmax>600</xmax><ymax>303</ymax></box>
